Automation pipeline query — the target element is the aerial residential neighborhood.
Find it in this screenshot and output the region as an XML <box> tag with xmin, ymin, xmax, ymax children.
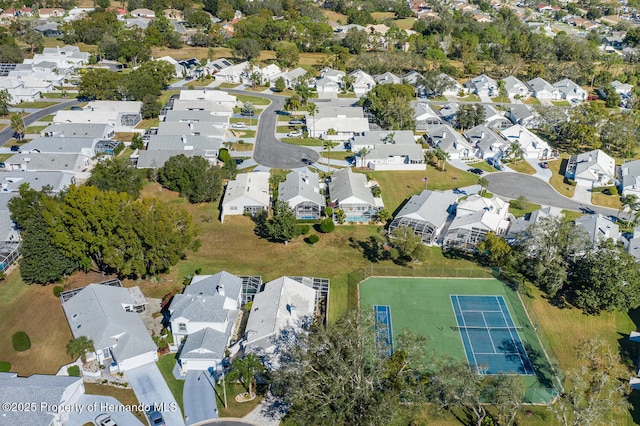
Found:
<box><xmin>2</xmin><ymin>0</ymin><xmax>640</xmax><ymax>424</ymax></box>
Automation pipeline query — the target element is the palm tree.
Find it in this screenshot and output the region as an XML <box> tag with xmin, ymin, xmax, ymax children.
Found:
<box><xmin>621</xmin><ymin>194</ymin><xmax>638</xmax><ymax>225</ymax></box>
<box><xmin>323</xmin><ymin>138</ymin><xmax>335</xmax><ymax>172</ymax></box>
<box><xmin>67</xmin><ymin>336</ymin><xmax>95</xmax><ymax>363</ymax></box>
<box><xmin>285</xmin><ymin>94</ymin><xmax>302</xmax><ymax>115</ymax></box>
<box><xmin>357</xmin><ymin>147</ymin><xmax>370</xmax><ymax>169</ymax></box>
<box><xmin>507</xmin><ymin>141</ymin><xmax>524</xmax><ymax>164</ymax></box>
<box><xmin>242</xmin><ymin>101</ymin><xmax>256</xmax><ymax>126</ymax></box>
<box><xmin>434</xmin><ymin>147</ymin><xmax>449</xmax><ymax>171</ymax></box>
<box><xmin>10</xmin><ymin>114</ymin><xmax>25</xmax><ymax>140</ymax></box>
<box><xmin>478</xmin><ymin>176</ymin><xmax>489</xmax><ymax>196</ymax></box>
<box><xmin>307</xmin><ymin>103</ymin><xmax>318</xmax><ymax>138</ymax></box>
<box><xmin>227</xmin><ymin>353</ymin><xmax>265</xmax><ymax>397</ymax></box>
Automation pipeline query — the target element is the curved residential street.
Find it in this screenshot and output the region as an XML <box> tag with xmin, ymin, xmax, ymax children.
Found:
<box><xmin>0</xmin><ymin>99</ymin><xmax>80</xmax><ymax>146</ymax></box>
<box><xmin>220</xmin><ymin>89</ymin><xmax>320</xmax><ymax>169</ymax></box>
<box><xmin>485</xmin><ymin>172</ymin><xmax>619</xmax><ymax>216</ymax></box>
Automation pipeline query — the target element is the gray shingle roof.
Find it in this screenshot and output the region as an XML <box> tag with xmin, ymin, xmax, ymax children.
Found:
<box><xmin>0</xmin><ymin>170</ymin><xmax>74</xmax><ymax>192</ymax></box>
<box><xmin>180</xmin><ymin>325</ymin><xmax>234</xmax><ymax>361</ymax></box>
<box><xmin>0</xmin><ymin>373</ymin><xmax>83</xmax><ymax>426</ymax></box>
<box><xmin>350</xmin><ymin>130</ymin><xmax>416</xmax><ymax>147</ymax></box>
<box><xmin>146</xmin><ymin>135</ymin><xmax>222</xmax><ymax>152</ymax></box>
<box><xmin>136</xmin><ymin>150</ymin><xmax>204</xmax><ymax>169</ymax></box>
<box><xmin>20</xmin><ymin>137</ymin><xmax>96</xmax><ymax>154</ymax></box>
<box><xmin>41</xmin><ymin>123</ymin><xmax>112</xmax><ymax>138</ymax></box>
<box><xmin>186</xmin><ymin>271</ymin><xmax>243</xmax><ymax>300</ymax></box>
<box><xmin>278</xmin><ymin>170</ymin><xmax>324</xmax><ymax>207</ymax></box>
<box><xmin>6</xmin><ymin>153</ymin><xmax>87</xmax><ymax>172</ymax></box>
<box><xmin>394</xmin><ymin>190</ymin><xmax>458</xmax><ymax>228</ymax></box>
<box><xmin>164</xmin><ymin>110</ymin><xmax>229</xmax><ymax>125</ymax></box>
<box><xmin>170</xmin><ymin>272</ymin><xmax>242</xmax><ymax>323</ymax></box>
<box><xmin>62</xmin><ymin>284</ymin><xmax>156</xmax><ymax>364</ymax></box>
<box><xmin>464</xmin><ymin>124</ymin><xmax>504</xmax><ymax>155</ymax></box>
<box><xmin>329</xmin><ymin>168</ymin><xmax>375</xmax><ymax>205</ymax></box>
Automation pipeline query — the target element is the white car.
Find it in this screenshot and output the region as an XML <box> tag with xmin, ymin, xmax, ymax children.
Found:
<box><xmin>287</xmin><ymin>130</ymin><xmax>302</xmax><ymax>138</ymax></box>
<box><xmin>95</xmin><ymin>414</ymin><xmax>118</xmax><ymax>426</ymax></box>
<box><xmin>231</xmin><ymin>122</ymin><xmax>247</xmax><ymax>129</ymax></box>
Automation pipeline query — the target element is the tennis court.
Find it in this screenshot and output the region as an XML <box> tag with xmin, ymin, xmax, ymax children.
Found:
<box><xmin>451</xmin><ymin>295</ymin><xmax>534</xmax><ymax>375</ymax></box>
<box><xmin>373</xmin><ymin>305</ymin><xmax>393</xmax><ymax>356</ymax></box>
<box><xmin>359</xmin><ymin>277</ymin><xmax>559</xmax><ymax>403</ymax></box>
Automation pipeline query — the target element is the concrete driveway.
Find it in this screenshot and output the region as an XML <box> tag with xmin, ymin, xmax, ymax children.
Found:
<box><xmin>184</xmin><ymin>370</ymin><xmax>218</xmax><ymax>425</ymax></box>
<box><xmin>65</xmin><ymin>395</ymin><xmax>144</xmax><ymax>426</ymax></box>
<box><xmin>126</xmin><ymin>363</ymin><xmax>185</xmax><ymax>426</ymax></box>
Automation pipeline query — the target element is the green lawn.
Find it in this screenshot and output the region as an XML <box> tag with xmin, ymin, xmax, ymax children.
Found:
<box><xmin>466</xmin><ymin>160</ymin><xmax>495</xmax><ymax>173</ymax></box>
<box><xmin>523</xmin><ymin>97</ymin><xmax>541</xmax><ymax>105</ymax></box>
<box><xmin>232</xmin><ymin>129</ymin><xmax>256</xmax><ymax>138</ymax></box>
<box><xmin>25</xmin><ymin>125</ymin><xmax>47</xmax><ymax>134</ymax></box>
<box><xmin>215</xmin><ymin>382</ymin><xmax>264</xmax><ymax>418</ymax></box>
<box><xmin>277</xmin><ymin>125</ymin><xmax>301</xmax><ymax>133</ymax></box>
<box><xmin>458</xmin><ymin>94</ymin><xmax>481</xmax><ymax>102</ymax></box>
<box><xmin>592</xmin><ymin>191</ymin><xmax>622</xmax><ymax>210</ymax></box>
<box><xmin>0</xmin><ymin>154</ymin><xmax>12</xmax><ymax>162</ymax></box>
<box><xmin>218</xmin><ymin>82</ymin><xmax>242</xmax><ymax>89</ymax></box>
<box><xmin>360</xmin><ymin>277</ymin><xmax>557</xmax><ymax>403</ymax></box>
<box><xmin>507</xmin><ymin>161</ymin><xmax>536</xmax><ymax>175</ymax></box>
<box><xmin>551</xmin><ymin>100</ymin><xmax>570</xmax><ymax>107</ymax></box>
<box><xmin>509</xmin><ymin>201</ymin><xmax>542</xmax><ymax>218</ymax></box>
<box><xmin>283</xmin><ymin>137</ymin><xmax>323</xmax><ymax>146</ymax></box>
<box><xmin>235</xmin><ymin>94</ymin><xmax>271</xmax><ymax>106</ymax></box>
<box><xmin>136</xmin><ymin>119</ymin><xmax>159</xmax><ymax>130</ymax></box>
<box><xmin>491</xmin><ymin>96</ymin><xmax>510</xmax><ymax>103</ymax></box>
<box><xmin>156</xmin><ymin>354</ymin><xmax>184</xmax><ymax>413</ymax></box>
<box><xmin>39</xmin><ymin>114</ymin><xmax>55</xmax><ymax>122</ymax></box>
<box><xmin>548</xmin><ymin>156</ymin><xmax>575</xmax><ymax>199</ymax></box>
<box><xmin>337</xmin><ymin>92</ymin><xmax>357</xmax><ymax>98</ymax></box>
<box><xmin>12</xmin><ymin>101</ymin><xmax>57</xmax><ymax>109</ymax></box>
<box><xmin>364</xmin><ymin>167</ymin><xmax>479</xmax><ymax>215</ymax></box>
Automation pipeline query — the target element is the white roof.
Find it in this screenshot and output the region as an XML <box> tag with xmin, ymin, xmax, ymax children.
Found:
<box><xmin>575</xmin><ymin>213</ymin><xmax>620</xmax><ymax>244</ymax></box>
<box><xmin>394</xmin><ymin>190</ymin><xmax>458</xmax><ymax>227</ymax></box>
<box><xmin>178</xmin><ymin>90</ymin><xmax>236</xmax><ymax>103</ymax></box>
<box><xmin>573</xmin><ymin>149</ymin><xmax>615</xmax><ymax>181</ymax></box>
<box><xmin>329</xmin><ymin>168</ymin><xmax>376</xmax><ymax>206</ymax></box>
<box><xmin>223</xmin><ymin>172</ymin><xmax>270</xmax><ymax>208</ymax></box>
<box><xmin>500</xmin><ymin>124</ymin><xmax>550</xmax><ymax>153</ymax></box>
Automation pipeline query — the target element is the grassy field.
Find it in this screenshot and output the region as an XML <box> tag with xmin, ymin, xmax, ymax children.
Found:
<box><xmin>548</xmin><ymin>156</ymin><xmax>575</xmax><ymax>198</ymax></box>
<box><xmin>322</xmin><ymin>9</ymin><xmax>348</xmax><ymax>23</ymax></box>
<box><xmin>85</xmin><ymin>383</ymin><xmax>146</xmax><ymax>424</ymax></box>
<box><xmin>0</xmin><ymin>270</ymin><xmax>73</xmax><ymax>376</ymax></box>
<box><xmin>394</xmin><ymin>18</ymin><xmax>417</xmax><ymax>30</ymax></box>
<box><xmin>360</xmin><ymin>278</ymin><xmax>556</xmax><ymax>403</ymax></box>
<box><xmin>371</xmin><ymin>12</ymin><xmax>396</xmax><ymax>21</ymax></box>
<box><xmin>508</xmin><ymin>161</ymin><xmax>536</xmax><ymax>175</ymax></box>
<box><xmin>283</xmin><ymin>137</ymin><xmax>323</xmax><ymax>146</ymax></box>
<box><xmin>156</xmin><ymin>354</ymin><xmax>185</xmax><ymax>413</ymax></box>
<box><xmin>363</xmin><ymin>166</ymin><xmax>479</xmax><ymax>215</ymax></box>
<box><xmin>458</xmin><ymin>94</ymin><xmax>481</xmax><ymax>102</ymax></box>
<box><xmin>235</xmin><ymin>94</ymin><xmax>271</xmax><ymax>106</ymax></box>
<box><xmin>135</xmin><ymin>119</ymin><xmax>159</xmax><ymax>130</ymax></box>
<box><xmin>466</xmin><ymin>160</ymin><xmax>495</xmax><ymax>173</ymax></box>
<box><xmin>509</xmin><ymin>201</ymin><xmax>542</xmax><ymax>218</ymax></box>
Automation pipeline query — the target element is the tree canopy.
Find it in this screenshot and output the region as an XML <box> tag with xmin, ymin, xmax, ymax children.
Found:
<box><xmin>158</xmin><ymin>155</ymin><xmax>225</xmax><ymax>203</ymax></box>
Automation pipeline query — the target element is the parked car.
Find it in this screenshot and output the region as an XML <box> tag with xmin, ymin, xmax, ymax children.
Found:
<box><xmin>95</xmin><ymin>414</ymin><xmax>118</xmax><ymax>426</ymax></box>
<box><xmin>587</xmin><ymin>95</ymin><xmax>599</xmax><ymax>101</ymax></box>
<box><xmin>539</xmin><ymin>161</ymin><xmax>549</xmax><ymax>169</ymax></box>
<box><xmin>276</xmin><ymin>110</ymin><xmax>291</xmax><ymax>116</ymax></box>
<box><xmin>287</xmin><ymin>130</ymin><xmax>302</xmax><ymax>138</ymax></box>
<box><xmin>288</xmin><ymin>119</ymin><xmax>304</xmax><ymax>125</ymax></box>
<box><xmin>231</xmin><ymin>122</ymin><xmax>247</xmax><ymax>129</ymax></box>
<box><xmin>468</xmin><ymin>168</ymin><xmax>484</xmax><ymax>175</ymax></box>
<box><xmin>146</xmin><ymin>410</ymin><xmax>165</xmax><ymax>426</ymax></box>
<box><xmin>10</xmin><ymin>145</ymin><xmax>20</xmax><ymax>152</ymax></box>
<box><xmin>70</xmin><ymin>106</ymin><xmax>82</xmax><ymax>111</ymax></box>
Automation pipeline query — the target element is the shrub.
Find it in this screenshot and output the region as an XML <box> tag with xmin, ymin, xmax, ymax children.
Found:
<box><xmin>324</xmin><ymin>206</ymin><xmax>333</xmax><ymax>217</ymax></box>
<box><xmin>371</xmin><ymin>185</ymin><xmax>381</xmax><ymax>197</ymax></box>
<box><xmin>299</xmin><ymin>224</ymin><xmax>310</xmax><ymax>235</ymax></box>
<box><xmin>12</xmin><ymin>332</ymin><xmax>31</xmax><ymax>352</ymax></box>
<box><xmin>319</xmin><ymin>218</ymin><xmax>335</xmax><ymax>233</ymax></box>
<box><xmin>308</xmin><ymin>234</ymin><xmax>320</xmax><ymax>244</ymax></box>
<box><xmin>67</xmin><ymin>365</ymin><xmax>80</xmax><ymax>376</ymax></box>
<box><xmin>607</xmin><ymin>186</ymin><xmax>618</xmax><ymax>196</ymax></box>
<box><xmin>0</xmin><ymin>361</ymin><xmax>10</xmax><ymax>372</ymax></box>
<box><xmin>564</xmin><ymin>177</ymin><xmax>577</xmax><ymax>186</ymax></box>
<box><xmin>53</xmin><ymin>285</ymin><xmax>64</xmax><ymax>297</ymax></box>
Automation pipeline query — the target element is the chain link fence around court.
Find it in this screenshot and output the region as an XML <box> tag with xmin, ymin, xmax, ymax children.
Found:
<box><xmin>349</xmin><ymin>266</ymin><xmax>564</xmax><ymax>404</ymax></box>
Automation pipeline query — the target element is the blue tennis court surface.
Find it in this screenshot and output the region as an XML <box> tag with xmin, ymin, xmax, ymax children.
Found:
<box><xmin>450</xmin><ymin>295</ymin><xmax>534</xmax><ymax>375</ymax></box>
<box><xmin>373</xmin><ymin>305</ymin><xmax>393</xmax><ymax>356</ymax></box>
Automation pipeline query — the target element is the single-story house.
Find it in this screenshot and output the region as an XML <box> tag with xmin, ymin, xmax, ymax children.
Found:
<box><xmin>3</xmin><ymin>153</ymin><xmax>91</xmax><ymax>177</ymax></box>
<box><xmin>243</xmin><ymin>276</ymin><xmax>317</xmax><ymax>368</ymax></box>
<box><xmin>62</xmin><ymin>282</ymin><xmax>157</xmax><ymax>372</ymax></box>
<box><xmin>348</xmin><ymin>130</ymin><xmax>416</xmax><ymax>151</ymax></box>
<box><xmin>374</xmin><ymin>72</ymin><xmax>402</xmax><ymax>85</ymax></box>
<box><xmin>221</xmin><ymin>172</ymin><xmax>270</xmax><ymax>222</ymax></box>
<box><xmin>278</xmin><ymin>170</ymin><xmax>325</xmax><ymax>220</ymax></box>
<box><xmin>466</xmin><ymin>74</ymin><xmax>497</xmax><ymax>97</ymax></box>
<box><xmin>501</xmin><ymin>76</ymin><xmax>531</xmax><ymax>99</ymax></box>
<box><xmin>388</xmin><ymin>189</ymin><xmax>459</xmax><ymax>244</ymax></box>
<box><xmin>424</xmin><ymin>125</ymin><xmax>475</xmax><ymax>161</ymax></box>
<box><xmin>214</xmin><ymin>61</ymin><xmax>249</xmax><ymax>83</ymax></box>
<box><xmin>328</xmin><ymin>168</ymin><xmax>383</xmax><ymax>222</ymax></box>
<box><xmin>443</xmin><ymin>194</ymin><xmax>512</xmax><ymax>250</ymax></box>
<box><xmin>481</xmin><ymin>104</ymin><xmax>513</xmax><ymax>131</ymax></box>
<box><xmin>575</xmin><ymin>213</ymin><xmax>620</xmax><ymax>245</ymax></box>
<box><xmin>360</xmin><ymin>143</ymin><xmax>426</xmax><ymax>170</ymax></box>
<box><xmin>565</xmin><ymin>149</ymin><xmax>616</xmax><ymax>187</ymax></box>
<box><xmin>553</xmin><ymin>78</ymin><xmax>587</xmax><ymax>102</ymax></box>
<box><xmin>130</xmin><ymin>8</ymin><xmax>155</xmax><ymax>18</ymax></box>
<box><xmin>611</xmin><ymin>80</ymin><xmax>633</xmax><ymax>97</ymax></box>
<box><xmin>349</xmin><ymin>69</ymin><xmax>376</xmax><ymax>97</ymax></box>
<box><xmin>306</xmin><ymin>106</ymin><xmax>369</xmax><ymax>141</ymax></box>
<box><xmin>620</xmin><ymin>159</ymin><xmax>640</xmax><ymax>197</ymax></box>
<box><xmin>41</xmin><ymin>123</ymin><xmax>115</xmax><ymax>139</ymax></box>
<box><xmin>464</xmin><ymin>124</ymin><xmax>505</xmax><ymax>160</ymax></box>
<box><xmin>527</xmin><ymin>77</ymin><xmax>561</xmax><ymax>100</ymax></box>
<box><xmin>507</xmin><ymin>104</ymin><xmax>538</xmax><ymax>128</ymax></box>
<box><xmin>413</xmin><ymin>102</ymin><xmax>444</xmax><ymax>130</ymax></box>
<box><xmin>315</xmin><ymin>77</ymin><xmax>341</xmax><ymax>95</ymax></box>
<box><xmin>500</xmin><ymin>125</ymin><xmax>553</xmax><ymax>160</ymax></box>
<box><xmin>53</xmin><ymin>101</ymin><xmax>142</xmax><ymax>130</ymax></box>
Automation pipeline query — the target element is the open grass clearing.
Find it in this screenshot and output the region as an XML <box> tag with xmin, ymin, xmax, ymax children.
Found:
<box><xmin>322</xmin><ymin>9</ymin><xmax>348</xmax><ymax>23</ymax></box>
<box><xmin>394</xmin><ymin>18</ymin><xmax>417</xmax><ymax>30</ymax></box>
<box><xmin>85</xmin><ymin>383</ymin><xmax>147</xmax><ymax>424</ymax></box>
<box><xmin>507</xmin><ymin>161</ymin><xmax>536</xmax><ymax>175</ymax></box>
<box><xmin>0</xmin><ymin>269</ymin><xmax>73</xmax><ymax>376</ymax></box>
<box><xmin>215</xmin><ymin>382</ymin><xmax>264</xmax><ymax>417</ymax></box>
<box><xmin>547</xmin><ymin>156</ymin><xmax>575</xmax><ymax>199</ymax></box>
<box><xmin>227</xmin><ymin>142</ymin><xmax>254</xmax><ymax>152</ymax></box>
<box><xmin>371</xmin><ymin>12</ymin><xmax>396</xmax><ymax>21</ymax></box>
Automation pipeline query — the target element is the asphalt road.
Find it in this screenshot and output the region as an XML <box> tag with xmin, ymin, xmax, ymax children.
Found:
<box><xmin>0</xmin><ymin>99</ymin><xmax>80</xmax><ymax>146</ymax></box>
<box><xmin>222</xmin><ymin>89</ymin><xmax>319</xmax><ymax>169</ymax></box>
<box><xmin>485</xmin><ymin>172</ymin><xmax>619</xmax><ymax>216</ymax></box>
